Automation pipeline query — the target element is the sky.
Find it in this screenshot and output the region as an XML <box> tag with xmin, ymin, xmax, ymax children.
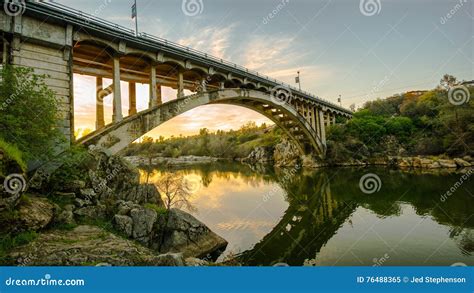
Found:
<box><xmin>58</xmin><ymin>0</ymin><xmax>473</xmax><ymax>138</ymax></box>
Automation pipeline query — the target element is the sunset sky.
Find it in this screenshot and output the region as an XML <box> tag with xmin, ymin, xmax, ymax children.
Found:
<box><xmin>60</xmin><ymin>0</ymin><xmax>473</xmax><ymax>138</ymax></box>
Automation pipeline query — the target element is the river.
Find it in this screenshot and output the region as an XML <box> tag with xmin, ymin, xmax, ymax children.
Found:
<box><xmin>139</xmin><ymin>162</ymin><xmax>474</xmax><ymax>266</ymax></box>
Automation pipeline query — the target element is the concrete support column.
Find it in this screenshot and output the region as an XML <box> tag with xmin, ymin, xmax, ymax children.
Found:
<box><xmin>2</xmin><ymin>40</ymin><xmax>7</xmax><ymax>64</ymax></box>
<box><xmin>219</xmin><ymin>82</ymin><xmax>225</xmax><ymax>90</ymax></box>
<box><xmin>157</xmin><ymin>84</ymin><xmax>162</xmax><ymax>105</ymax></box>
<box><xmin>331</xmin><ymin>114</ymin><xmax>336</xmax><ymax>125</ymax></box>
<box><xmin>318</xmin><ymin>110</ymin><xmax>326</xmax><ymax>145</ymax></box>
<box><xmin>129</xmin><ymin>82</ymin><xmax>137</xmax><ymax>116</ymax></box>
<box><xmin>112</xmin><ymin>56</ymin><xmax>123</xmax><ymax>122</ymax></box>
<box><xmin>149</xmin><ymin>65</ymin><xmax>157</xmax><ymax>108</ymax></box>
<box><xmin>200</xmin><ymin>78</ymin><xmax>207</xmax><ymax>92</ymax></box>
<box><xmin>96</xmin><ymin>77</ymin><xmax>105</xmax><ymax>129</ymax></box>
<box><xmin>310</xmin><ymin>106</ymin><xmax>317</xmax><ymax>131</ymax></box>
<box><xmin>177</xmin><ymin>71</ymin><xmax>184</xmax><ymax>99</ymax></box>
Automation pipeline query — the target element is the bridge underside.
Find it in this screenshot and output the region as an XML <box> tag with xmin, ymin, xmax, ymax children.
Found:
<box><xmin>77</xmin><ymin>89</ymin><xmax>332</xmax><ymax>158</ymax></box>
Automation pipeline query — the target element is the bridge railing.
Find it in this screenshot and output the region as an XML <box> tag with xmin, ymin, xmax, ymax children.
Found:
<box><xmin>30</xmin><ymin>1</ymin><xmax>349</xmax><ymax>114</ymax></box>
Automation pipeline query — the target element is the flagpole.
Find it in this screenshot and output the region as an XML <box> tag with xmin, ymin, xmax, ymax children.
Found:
<box><xmin>297</xmin><ymin>71</ymin><xmax>301</xmax><ymax>91</ymax></box>
<box><xmin>134</xmin><ymin>0</ymin><xmax>138</xmax><ymax>37</ymax></box>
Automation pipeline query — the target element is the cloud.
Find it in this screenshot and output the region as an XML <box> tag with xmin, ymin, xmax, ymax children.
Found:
<box><xmin>177</xmin><ymin>25</ymin><xmax>235</xmax><ymax>59</ymax></box>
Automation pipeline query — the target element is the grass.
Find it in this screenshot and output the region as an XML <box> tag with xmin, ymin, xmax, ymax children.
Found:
<box><xmin>0</xmin><ymin>138</ymin><xmax>26</xmax><ymax>175</ymax></box>
<box><xmin>144</xmin><ymin>203</ymin><xmax>167</xmax><ymax>215</ymax></box>
<box><xmin>0</xmin><ymin>231</ymin><xmax>37</xmax><ymax>262</ymax></box>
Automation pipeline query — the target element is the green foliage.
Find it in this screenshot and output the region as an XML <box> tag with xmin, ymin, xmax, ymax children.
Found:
<box><xmin>327</xmin><ymin>75</ymin><xmax>474</xmax><ymax>160</ymax></box>
<box><xmin>0</xmin><ymin>230</ymin><xmax>37</xmax><ymax>261</ymax></box>
<box><xmin>48</xmin><ymin>145</ymin><xmax>91</xmax><ymax>191</ymax></box>
<box><xmin>122</xmin><ymin>122</ymin><xmax>278</xmax><ymax>159</ymax></box>
<box><xmin>0</xmin><ymin>138</ymin><xmax>26</xmax><ymax>176</ymax></box>
<box><xmin>144</xmin><ymin>203</ymin><xmax>167</xmax><ymax>215</ymax></box>
<box><xmin>0</xmin><ymin>65</ymin><xmax>64</xmax><ymax>161</ymax></box>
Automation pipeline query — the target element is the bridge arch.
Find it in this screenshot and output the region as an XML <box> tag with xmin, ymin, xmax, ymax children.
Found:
<box><xmin>77</xmin><ymin>89</ymin><xmax>327</xmax><ymax>158</ymax></box>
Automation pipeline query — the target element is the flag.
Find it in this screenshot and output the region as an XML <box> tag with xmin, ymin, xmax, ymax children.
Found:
<box><xmin>295</xmin><ymin>76</ymin><xmax>300</xmax><ymax>84</ymax></box>
<box><xmin>131</xmin><ymin>3</ymin><xmax>137</xmax><ymax>19</ymax></box>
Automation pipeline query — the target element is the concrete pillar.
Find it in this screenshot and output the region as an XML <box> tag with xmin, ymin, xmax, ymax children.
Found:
<box><xmin>310</xmin><ymin>106</ymin><xmax>317</xmax><ymax>131</ymax></box>
<box><xmin>318</xmin><ymin>110</ymin><xmax>326</xmax><ymax>145</ymax></box>
<box><xmin>177</xmin><ymin>71</ymin><xmax>184</xmax><ymax>98</ymax></box>
<box><xmin>331</xmin><ymin>114</ymin><xmax>336</xmax><ymax>125</ymax></box>
<box><xmin>96</xmin><ymin>77</ymin><xmax>105</xmax><ymax>129</ymax></box>
<box><xmin>157</xmin><ymin>84</ymin><xmax>162</xmax><ymax>105</ymax></box>
<box><xmin>219</xmin><ymin>82</ymin><xmax>225</xmax><ymax>90</ymax></box>
<box><xmin>129</xmin><ymin>82</ymin><xmax>137</xmax><ymax>116</ymax></box>
<box><xmin>112</xmin><ymin>56</ymin><xmax>123</xmax><ymax>122</ymax></box>
<box><xmin>200</xmin><ymin>78</ymin><xmax>207</xmax><ymax>92</ymax></box>
<box><xmin>149</xmin><ymin>64</ymin><xmax>157</xmax><ymax>108</ymax></box>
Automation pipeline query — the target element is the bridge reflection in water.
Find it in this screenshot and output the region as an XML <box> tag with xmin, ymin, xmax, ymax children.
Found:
<box><xmin>141</xmin><ymin>163</ymin><xmax>474</xmax><ymax>266</ymax></box>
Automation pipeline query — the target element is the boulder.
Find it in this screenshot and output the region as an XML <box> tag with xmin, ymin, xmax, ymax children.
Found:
<box><xmin>438</xmin><ymin>159</ymin><xmax>457</xmax><ymax>168</ymax></box>
<box><xmin>18</xmin><ymin>196</ymin><xmax>55</xmax><ymax>231</ymax></box>
<box><xmin>155</xmin><ymin>253</ymin><xmax>185</xmax><ymax>266</ymax></box>
<box><xmin>454</xmin><ymin>158</ymin><xmax>471</xmax><ymax>168</ymax></box>
<box><xmin>273</xmin><ymin>139</ymin><xmax>300</xmax><ymax>167</ymax></box>
<box><xmin>6</xmin><ymin>225</ymin><xmax>166</xmax><ymax>266</ymax></box>
<box><xmin>74</xmin><ymin>204</ymin><xmax>106</xmax><ymax>220</ymax></box>
<box><xmin>113</xmin><ymin>214</ymin><xmax>133</xmax><ymax>237</ymax></box>
<box><xmin>130</xmin><ymin>208</ymin><xmax>157</xmax><ymax>245</ymax></box>
<box><xmin>159</xmin><ymin>209</ymin><xmax>228</xmax><ymax>259</ymax></box>
<box><xmin>243</xmin><ymin>146</ymin><xmax>274</xmax><ymax>163</ymax></box>
<box><xmin>185</xmin><ymin>257</ymin><xmax>210</xmax><ymax>266</ymax></box>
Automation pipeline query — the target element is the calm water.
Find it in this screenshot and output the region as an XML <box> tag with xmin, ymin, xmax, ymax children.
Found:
<box><xmin>140</xmin><ymin>163</ymin><xmax>474</xmax><ymax>266</ymax></box>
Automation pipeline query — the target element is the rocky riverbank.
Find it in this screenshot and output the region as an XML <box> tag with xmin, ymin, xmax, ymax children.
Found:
<box><xmin>125</xmin><ymin>155</ymin><xmax>223</xmax><ymax>166</ymax></box>
<box><xmin>0</xmin><ymin>147</ymin><xmax>227</xmax><ymax>266</ymax></box>
<box><xmin>242</xmin><ymin>139</ymin><xmax>473</xmax><ymax>172</ymax></box>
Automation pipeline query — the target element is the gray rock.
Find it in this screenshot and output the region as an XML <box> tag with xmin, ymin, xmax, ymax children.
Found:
<box><xmin>454</xmin><ymin>158</ymin><xmax>471</xmax><ymax>167</ymax></box>
<box><xmin>159</xmin><ymin>209</ymin><xmax>228</xmax><ymax>258</ymax></box>
<box><xmin>155</xmin><ymin>253</ymin><xmax>185</xmax><ymax>266</ymax></box>
<box><xmin>130</xmin><ymin>208</ymin><xmax>157</xmax><ymax>245</ymax></box>
<box><xmin>74</xmin><ymin>205</ymin><xmax>106</xmax><ymax>219</ymax></box>
<box><xmin>113</xmin><ymin>214</ymin><xmax>133</xmax><ymax>237</ymax></box>
<box><xmin>18</xmin><ymin>197</ymin><xmax>55</xmax><ymax>231</ymax></box>
<box><xmin>438</xmin><ymin>159</ymin><xmax>457</xmax><ymax>168</ymax></box>
<box><xmin>185</xmin><ymin>257</ymin><xmax>209</xmax><ymax>266</ymax></box>
<box><xmin>56</xmin><ymin>210</ymin><xmax>75</xmax><ymax>226</ymax></box>
<box><xmin>79</xmin><ymin>189</ymin><xmax>97</xmax><ymax>201</ymax></box>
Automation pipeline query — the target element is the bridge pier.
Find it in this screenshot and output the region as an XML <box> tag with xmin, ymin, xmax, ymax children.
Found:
<box><xmin>112</xmin><ymin>55</ymin><xmax>123</xmax><ymax>122</ymax></box>
<box><xmin>96</xmin><ymin>77</ymin><xmax>105</xmax><ymax>129</ymax></box>
<box><xmin>318</xmin><ymin>110</ymin><xmax>326</xmax><ymax>146</ymax></box>
<box><xmin>177</xmin><ymin>71</ymin><xmax>184</xmax><ymax>98</ymax></box>
<box><xmin>129</xmin><ymin>82</ymin><xmax>137</xmax><ymax>115</ymax></box>
<box><xmin>157</xmin><ymin>84</ymin><xmax>162</xmax><ymax>105</ymax></box>
<box><xmin>149</xmin><ymin>64</ymin><xmax>157</xmax><ymax>108</ymax></box>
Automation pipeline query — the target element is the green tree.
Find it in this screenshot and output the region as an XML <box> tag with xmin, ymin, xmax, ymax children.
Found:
<box><xmin>0</xmin><ymin>66</ymin><xmax>63</xmax><ymax>161</ymax></box>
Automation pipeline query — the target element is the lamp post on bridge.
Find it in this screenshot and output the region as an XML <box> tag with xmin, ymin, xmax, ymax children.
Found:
<box><xmin>132</xmin><ymin>0</ymin><xmax>138</xmax><ymax>37</ymax></box>
<box><xmin>295</xmin><ymin>71</ymin><xmax>301</xmax><ymax>91</ymax></box>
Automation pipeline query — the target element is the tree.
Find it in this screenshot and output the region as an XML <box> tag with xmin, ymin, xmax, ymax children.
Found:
<box><xmin>0</xmin><ymin>65</ymin><xmax>63</xmax><ymax>161</ymax></box>
<box><xmin>155</xmin><ymin>173</ymin><xmax>195</xmax><ymax>211</ymax></box>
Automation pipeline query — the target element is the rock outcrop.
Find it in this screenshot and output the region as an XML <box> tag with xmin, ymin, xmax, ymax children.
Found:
<box><xmin>7</xmin><ymin>225</ymin><xmax>165</xmax><ymax>266</ymax></box>
<box><xmin>158</xmin><ymin>209</ymin><xmax>228</xmax><ymax>259</ymax></box>
<box><xmin>17</xmin><ymin>197</ymin><xmax>55</xmax><ymax>231</ymax></box>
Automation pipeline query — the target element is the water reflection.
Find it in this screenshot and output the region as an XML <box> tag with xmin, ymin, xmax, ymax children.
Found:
<box><xmin>140</xmin><ymin>163</ymin><xmax>474</xmax><ymax>266</ymax></box>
